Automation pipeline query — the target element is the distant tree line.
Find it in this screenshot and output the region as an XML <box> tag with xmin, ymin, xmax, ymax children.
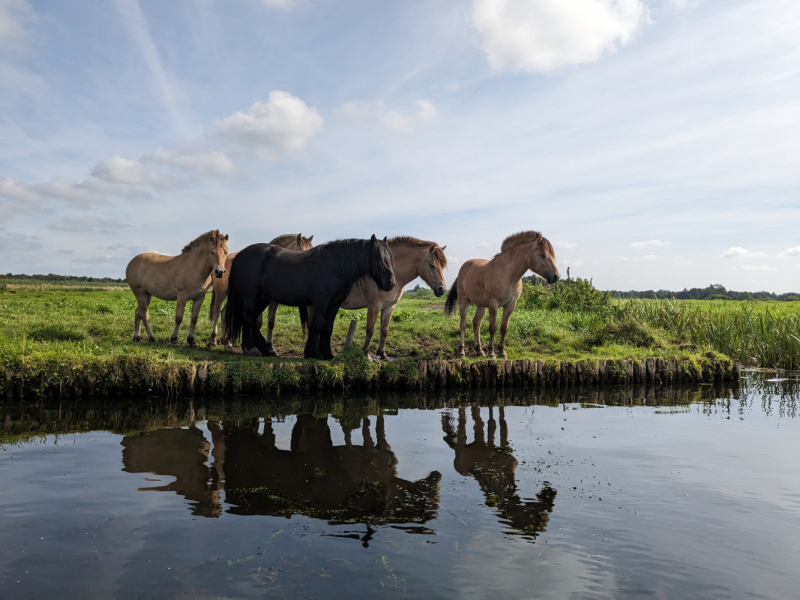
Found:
<box><xmin>1</xmin><ymin>273</ymin><xmax>126</xmax><ymax>284</ymax></box>
<box><xmin>609</xmin><ymin>283</ymin><xmax>799</xmax><ymax>301</ymax></box>
<box><xmin>521</xmin><ymin>277</ymin><xmax>798</xmax><ymax>302</ymax></box>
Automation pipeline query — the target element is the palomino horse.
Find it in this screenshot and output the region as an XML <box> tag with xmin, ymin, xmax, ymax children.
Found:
<box><xmin>126</xmin><ymin>230</ymin><xmax>229</xmax><ymax>346</ymax></box>
<box><xmin>444</xmin><ymin>230</ymin><xmax>558</xmax><ymax>358</ymax></box>
<box><xmin>333</xmin><ymin>237</ymin><xmax>447</xmax><ymax>360</ymax></box>
<box><xmin>224</xmin><ymin>236</ymin><xmax>395</xmax><ymax>359</ymax></box>
<box><xmin>208</xmin><ymin>233</ymin><xmax>313</xmax><ymax>345</ymax></box>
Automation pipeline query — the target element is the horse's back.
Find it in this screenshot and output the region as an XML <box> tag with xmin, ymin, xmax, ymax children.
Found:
<box><xmin>126</xmin><ymin>253</ymin><xmax>175</xmax><ymax>288</ymax></box>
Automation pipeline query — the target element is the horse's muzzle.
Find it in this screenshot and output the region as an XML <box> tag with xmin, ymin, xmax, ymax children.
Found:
<box><xmin>434</xmin><ymin>283</ymin><xmax>445</xmax><ymax>297</ymax></box>
<box><xmin>547</xmin><ymin>273</ymin><xmax>560</xmax><ymax>284</ymax></box>
<box><xmin>215</xmin><ymin>269</ymin><xmax>225</xmax><ymax>279</ymax></box>
<box><xmin>382</xmin><ymin>279</ymin><xmax>396</xmax><ymax>292</ymax></box>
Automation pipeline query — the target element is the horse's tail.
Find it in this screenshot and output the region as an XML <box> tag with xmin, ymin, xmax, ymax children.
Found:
<box><xmin>444</xmin><ymin>278</ymin><xmax>458</xmax><ymax>316</ymax></box>
<box><xmin>223</xmin><ymin>273</ymin><xmax>244</xmax><ymax>346</ymax></box>
<box><xmin>299</xmin><ymin>305</ymin><xmax>309</xmax><ymax>339</ymax></box>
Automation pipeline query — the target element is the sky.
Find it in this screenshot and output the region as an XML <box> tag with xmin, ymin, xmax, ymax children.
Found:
<box><xmin>0</xmin><ymin>0</ymin><xmax>798</xmax><ymax>292</ymax></box>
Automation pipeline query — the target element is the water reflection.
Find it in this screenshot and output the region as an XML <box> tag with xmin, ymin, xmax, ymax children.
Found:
<box><xmin>443</xmin><ymin>405</ymin><xmax>555</xmax><ymax>540</ymax></box>
<box><xmin>121</xmin><ymin>414</ymin><xmax>442</xmax><ymax>542</ymax></box>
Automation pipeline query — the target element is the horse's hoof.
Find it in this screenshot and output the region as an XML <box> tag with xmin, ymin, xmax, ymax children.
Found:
<box><xmin>148</xmin><ymin>337</ymin><xmax>156</xmax><ymax>343</ymax></box>
<box><xmin>476</xmin><ymin>349</ymin><xmax>485</xmax><ymax>357</ymax></box>
<box><xmin>266</xmin><ymin>348</ymin><xmax>279</xmax><ymax>358</ymax></box>
<box><xmin>246</xmin><ymin>348</ymin><xmax>263</xmax><ymax>357</ymax></box>
<box><xmin>132</xmin><ymin>335</ymin><xmax>140</xmax><ymax>342</ymax></box>
<box><xmin>499</xmin><ymin>351</ymin><xmax>508</xmax><ymax>359</ymax></box>
<box><xmin>187</xmin><ymin>337</ymin><xmax>197</xmax><ymax>347</ymax></box>
<box><xmin>208</xmin><ymin>337</ymin><xmax>217</xmax><ymax>346</ymax></box>
<box><xmin>489</xmin><ymin>352</ymin><xmax>496</xmax><ymax>359</ymax></box>
<box><xmin>378</xmin><ymin>353</ymin><xmax>389</xmax><ymax>361</ymax></box>
<box><xmin>170</xmin><ymin>337</ymin><xmax>178</xmax><ymax>345</ymax></box>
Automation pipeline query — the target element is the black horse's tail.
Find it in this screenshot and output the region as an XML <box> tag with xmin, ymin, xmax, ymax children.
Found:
<box><xmin>299</xmin><ymin>305</ymin><xmax>309</xmax><ymax>339</ymax></box>
<box><xmin>444</xmin><ymin>278</ymin><xmax>458</xmax><ymax>316</ymax></box>
<box><xmin>223</xmin><ymin>273</ymin><xmax>244</xmax><ymax>346</ymax></box>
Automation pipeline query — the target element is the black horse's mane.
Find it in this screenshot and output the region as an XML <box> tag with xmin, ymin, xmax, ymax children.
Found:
<box><xmin>304</xmin><ymin>238</ymin><xmax>383</xmax><ymax>281</ymax></box>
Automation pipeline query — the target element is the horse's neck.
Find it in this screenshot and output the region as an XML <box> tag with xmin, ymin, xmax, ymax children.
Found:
<box><xmin>493</xmin><ymin>245</ymin><xmax>530</xmax><ymax>282</ymax></box>
<box><xmin>388</xmin><ymin>243</ymin><xmax>425</xmax><ymax>286</ymax></box>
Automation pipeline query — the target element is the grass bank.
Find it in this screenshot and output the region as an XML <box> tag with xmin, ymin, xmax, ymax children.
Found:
<box><xmin>2</xmin><ymin>278</ymin><xmax>795</xmax><ymax>397</ymax></box>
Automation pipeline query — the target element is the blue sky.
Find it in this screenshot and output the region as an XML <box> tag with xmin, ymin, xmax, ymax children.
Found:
<box><xmin>1</xmin><ymin>0</ymin><xmax>798</xmax><ymax>292</ymax></box>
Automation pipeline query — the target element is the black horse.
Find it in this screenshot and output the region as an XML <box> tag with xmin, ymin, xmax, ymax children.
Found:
<box><xmin>224</xmin><ymin>235</ymin><xmax>395</xmax><ymax>359</ymax></box>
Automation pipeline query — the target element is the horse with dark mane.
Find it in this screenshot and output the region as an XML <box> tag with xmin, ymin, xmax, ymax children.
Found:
<box><xmin>444</xmin><ymin>230</ymin><xmax>558</xmax><ymax>358</ymax></box>
<box><xmin>224</xmin><ymin>235</ymin><xmax>395</xmax><ymax>359</ymax></box>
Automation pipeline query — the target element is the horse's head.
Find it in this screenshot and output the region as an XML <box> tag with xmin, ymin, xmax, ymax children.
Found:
<box><xmin>527</xmin><ymin>234</ymin><xmax>559</xmax><ymax>284</ymax></box>
<box><xmin>297</xmin><ymin>233</ymin><xmax>314</xmax><ymax>251</ymax></box>
<box><xmin>419</xmin><ymin>244</ymin><xmax>448</xmax><ymax>297</ymax></box>
<box><xmin>208</xmin><ymin>231</ymin><xmax>229</xmax><ymax>278</ymax></box>
<box><xmin>370</xmin><ymin>234</ymin><xmax>396</xmax><ymax>292</ymax></box>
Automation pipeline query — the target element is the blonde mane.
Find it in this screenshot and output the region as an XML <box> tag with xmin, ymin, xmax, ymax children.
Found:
<box><xmin>181</xmin><ymin>230</ymin><xmax>220</xmax><ymax>253</ymax></box>
<box><xmin>500</xmin><ymin>230</ymin><xmax>553</xmax><ymax>256</ymax></box>
<box><xmin>390</xmin><ymin>236</ymin><xmax>448</xmax><ymax>267</ymax></box>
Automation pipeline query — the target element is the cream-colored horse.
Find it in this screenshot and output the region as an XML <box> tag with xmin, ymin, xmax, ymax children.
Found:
<box><xmin>126</xmin><ymin>230</ymin><xmax>229</xmax><ymax>346</ymax></box>
<box><xmin>209</xmin><ymin>233</ymin><xmax>313</xmax><ymax>345</ymax></box>
<box><xmin>444</xmin><ymin>231</ymin><xmax>558</xmax><ymax>358</ymax></box>
<box><xmin>333</xmin><ymin>237</ymin><xmax>447</xmax><ymax>360</ymax></box>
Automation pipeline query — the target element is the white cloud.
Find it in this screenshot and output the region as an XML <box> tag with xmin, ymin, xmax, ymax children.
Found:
<box><xmin>257</xmin><ymin>0</ymin><xmax>302</xmax><ymax>10</ymax></box>
<box><xmin>217</xmin><ymin>91</ymin><xmax>323</xmax><ymax>157</ymax></box>
<box><xmin>721</xmin><ymin>247</ymin><xmax>767</xmax><ymax>258</ymax></box>
<box><xmin>91</xmin><ymin>155</ymin><xmax>177</xmax><ymax>189</ymax></box>
<box><xmin>472</xmin><ymin>0</ymin><xmax>646</xmax><ymax>72</ymax></box>
<box><xmin>777</xmin><ymin>246</ymin><xmax>800</xmax><ymax>258</ymax></box>
<box><xmin>340</xmin><ymin>99</ymin><xmax>437</xmax><ymax>133</ymax></box>
<box><xmin>0</xmin><ymin>0</ymin><xmax>34</xmax><ymax>48</ymax></box>
<box><xmin>0</xmin><ymin>232</ymin><xmax>41</xmax><ymax>251</ymax></box>
<box><xmin>477</xmin><ymin>241</ymin><xmax>489</xmax><ymax>248</ymax></box>
<box><xmin>556</xmin><ymin>240</ymin><xmax>577</xmax><ymax>249</ymax></box>
<box><xmin>149</xmin><ymin>146</ymin><xmax>236</xmax><ymax>178</ymax></box>
<box><xmin>741</xmin><ymin>265</ymin><xmax>778</xmax><ymax>272</ymax></box>
<box><xmin>631</xmin><ymin>239</ymin><xmax>669</xmax><ymax>249</ymax></box>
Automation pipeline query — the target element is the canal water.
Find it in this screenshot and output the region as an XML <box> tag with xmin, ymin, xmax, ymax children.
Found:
<box><xmin>1</xmin><ymin>372</ymin><xmax>797</xmax><ymax>599</ymax></box>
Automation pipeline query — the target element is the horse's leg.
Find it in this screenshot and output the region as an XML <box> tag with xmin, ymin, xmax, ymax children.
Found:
<box><xmin>252</xmin><ymin>320</ymin><xmax>270</xmax><ymax>357</ymax></box>
<box><xmin>170</xmin><ymin>292</ymin><xmax>188</xmax><ymax>344</ymax></box>
<box><xmin>497</xmin><ymin>300</ymin><xmax>517</xmax><ymax>359</ymax></box>
<box><xmin>264</xmin><ymin>302</ymin><xmax>279</xmax><ymax>357</ymax></box>
<box><xmin>186</xmin><ymin>295</ymin><xmax>205</xmax><ymax>347</ymax></box>
<box><xmin>142</xmin><ymin>293</ymin><xmax>155</xmax><ymax>342</ymax></box>
<box><xmin>487</xmin><ymin>307</ymin><xmax>498</xmax><ymax>359</ymax></box>
<box><xmin>132</xmin><ymin>290</ymin><xmax>144</xmax><ymax>342</ymax></box>
<box><xmin>457</xmin><ymin>298</ymin><xmax>469</xmax><ymax>357</ymax></box>
<box><xmin>303</xmin><ymin>302</ymin><xmax>326</xmax><ymax>360</ymax></box>
<box><xmin>361</xmin><ymin>304</ymin><xmax>379</xmax><ymax>359</ymax></box>
<box><xmin>209</xmin><ymin>281</ymin><xmax>223</xmax><ymax>345</ymax></box>
<box><xmin>472</xmin><ymin>306</ymin><xmax>486</xmax><ymax>356</ymax></box>
<box><xmin>320</xmin><ymin>303</ymin><xmax>340</xmax><ymax>360</ymax></box>
<box><xmin>375</xmin><ymin>304</ymin><xmax>395</xmax><ymax>360</ymax></box>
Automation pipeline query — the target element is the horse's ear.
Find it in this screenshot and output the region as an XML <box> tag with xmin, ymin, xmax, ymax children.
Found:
<box><xmin>296</xmin><ymin>233</ymin><xmax>302</xmax><ymax>244</ymax></box>
<box><xmin>307</xmin><ymin>235</ymin><xmax>313</xmax><ymax>242</ymax></box>
<box><xmin>382</xmin><ymin>236</ymin><xmax>387</xmax><ymax>244</ymax></box>
<box><xmin>224</xmin><ymin>234</ymin><xmax>229</xmax><ymax>241</ymax></box>
<box><xmin>371</xmin><ymin>234</ymin><xmax>377</xmax><ymax>245</ymax></box>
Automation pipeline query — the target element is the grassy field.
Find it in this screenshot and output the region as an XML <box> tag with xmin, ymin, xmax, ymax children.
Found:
<box><xmin>0</xmin><ymin>280</ymin><xmax>797</xmax><ymax>372</ymax></box>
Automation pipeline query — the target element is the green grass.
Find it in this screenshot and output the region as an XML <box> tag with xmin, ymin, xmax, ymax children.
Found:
<box><xmin>0</xmin><ymin>283</ymin><xmax>800</xmax><ymax>378</ymax></box>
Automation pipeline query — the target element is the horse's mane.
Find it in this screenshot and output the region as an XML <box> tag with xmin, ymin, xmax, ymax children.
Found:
<box><xmin>181</xmin><ymin>230</ymin><xmax>218</xmax><ymax>253</ymax></box>
<box><xmin>270</xmin><ymin>233</ymin><xmax>300</xmax><ymax>246</ymax></box>
<box><xmin>500</xmin><ymin>230</ymin><xmax>554</xmax><ymax>256</ymax></box>
<box><xmin>390</xmin><ymin>236</ymin><xmax>448</xmax><ymax>267</ymax></box>
<box><xmin>305</xmin><ymin>238</ymin><xmax>384</xmax><ymax>280</ymax></box>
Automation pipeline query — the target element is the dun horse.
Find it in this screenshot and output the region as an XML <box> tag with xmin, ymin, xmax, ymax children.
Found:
<box><xmin>334</xmin><ymin>237</ymin><xmax>447</xmax><ymax>360</ymax></box>
<box><xmin>444</xmin><ymin>231</ymin><xmax>558</xmax><ymax>358</ymax></box>
<box><xmin>224</xmin><ymin>236</ymin><xmax>395</xmax><ymax>359</ymax></box>
<box><xmin>208</xmin><ymin>233</ymin><xmax>314</xmax><ymax>345</ymax></box>
<box><xmin>126</xmin><ymin>230</ymin><xmax>229</xmax><ymax>346</ymax></box>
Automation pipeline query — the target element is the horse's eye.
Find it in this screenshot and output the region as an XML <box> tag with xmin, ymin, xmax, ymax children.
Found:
<box><xmin>429</xmin><ymin>263</ymin><xmax>435</xmax><ymax>269</ymax></box>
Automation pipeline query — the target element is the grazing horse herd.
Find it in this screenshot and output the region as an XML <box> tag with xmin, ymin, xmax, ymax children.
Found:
<box><xmin>125</xmin><ymin>229</ymin><xmax>559</xmax><ymax>360</ymax></box>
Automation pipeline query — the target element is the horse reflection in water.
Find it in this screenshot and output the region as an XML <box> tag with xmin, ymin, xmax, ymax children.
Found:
<box><xmin>442</xmin><ymin>405</ymin><xmax>556</xmax><ymax>540</ymax></box>
<box><xmin>121</xmin><ymin>414</ymin><xmax>441</xmax><ymax>545</ymax></box>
